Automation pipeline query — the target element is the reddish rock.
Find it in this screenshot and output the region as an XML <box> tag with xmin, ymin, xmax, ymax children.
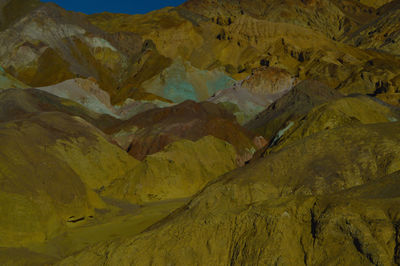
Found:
<box><xmin>107</xmin><ymin>100</ymin><xmax>256</xmax><ymax>161</ymax></box>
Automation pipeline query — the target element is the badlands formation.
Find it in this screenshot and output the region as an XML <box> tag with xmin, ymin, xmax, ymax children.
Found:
<box><xmin>1</xmin><ymin>0</ymin><xmax>400</xmax><ymax>265</ymax></box>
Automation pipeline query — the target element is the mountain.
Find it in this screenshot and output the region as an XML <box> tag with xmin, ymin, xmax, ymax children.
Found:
<box><xmin>87</xmin><ymin>0</ymin><xmax>400</xmax><ymax>104</ymax></box>
<box><xmin>0</xmin><ymin>111</ymin><xmax>138</xmax><ymax>248</ymax></box>
<box><xmin>60</xmin><ymin>121</ymin><xmax>400</xmax><ymax>265</ymax></box>
<box><xmin>1</xmin><ymin>0</ymin><xmax>400</xmax><ymax>264</ymax></box>
<box><xmin>0</xmin><ymin>1</ymin><xmax>144</xmax><ymax>102</ymax></box>
<box><xmin>102</xmin><ymin>136</ymin><xmax>238</xmax><ymax>204</ymax></box>
<box><xmin>0</xmin><ymin>0</ymin><xmax>399</xmax><ymax>106</ymax></box>
<box><xmin>107</xmin><ymin>100</ymin><xmax>258</xmax><ymax>162</ymax></box>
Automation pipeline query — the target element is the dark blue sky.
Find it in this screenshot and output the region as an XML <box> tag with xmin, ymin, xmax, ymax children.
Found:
<box><xmin>42</xmin><ymin>0</ymin><xmax>187</xmax><ymax>15</ymax></box>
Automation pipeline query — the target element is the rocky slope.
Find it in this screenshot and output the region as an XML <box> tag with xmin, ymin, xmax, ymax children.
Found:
<box><xmin>60</xmin><ymin>120</ymin><xmax>400</xmax><ymax>266</ymax></box>
<box><xmin>209</xmin><ymin>67</ymin><xmax>297</xmax><ymax>123</ymax></box>
<box><xmin>0</xmin><ymin>0</ymin><xmax>399</xmax><ymax>106</ymax></box>
<box><xmin>103</xmin><ymin>136</ymin><xmax>237</xmax><ymax>204</ymax></box>
<box><xmin>0</xmin><ymin>0</ymin><xmax>42</xmax><ymax>31</ymax></box>
<box><xmin>356</xmin><ymin>0</ymin><xmax>393</xmax><ymax>8</ymax></box>
<box><xmin>0</xmin><ymin>1</ymin><xmax>147</xmax><ymax>102</ymax></box>
<box><xmin>107</xmin><ymin>100</ymin><xmax>258</xmax><ymax>162</ymax></box>
<box><xmin>0</xmin><ymin>78</ymin><xmax>258</xmax><ymax>265</ymax></box>
<box><xmin>345</xmin><ymin>1</ymin><xmax>400</xmax><ymax>58</ymax></box>
<box><xmin>246</xmin><ymin>80</ymin><xmax>343</xmax><ymax>141</ymax></box>
<box><xmin>0</xmin><ymin>65</ymin><xmax>27</xmax><ymax>89</ymax></box>
<box><xmin>59</xmin><ymin>76</ymin><xmax>400</xmax><ymax>265</ymax></box>
<box><xmin>0</xmin><ymin>111</ymin><xmax>138</xmax><ymax>248</ymax></box>
<box><xmin>36</xmin><ymin>78</ymin><xmax>119</xmax><ymax>117</ymax></box>
<box><xmin>35</xmin><ymin>78</ymin><xmax>171</xmax><ymax>119</ymax></box>
<box><xmin>269</xmin><ymin>94</ymin><xmax>400</xmax><ymax>151</ymax></box>
<box><xmin>0</xmin><ymin>88</ymin><xmax>120</xmax><ymax>131</ymax></box>
<box><xmin>86</xmin><ymin>0</ymin><xmax>400</xmax><ymax>107</ymax></box>
<box><xmin>1</xmin><ymin>0</ymin><xmax>400</xmax><ymax>264</ymax></box>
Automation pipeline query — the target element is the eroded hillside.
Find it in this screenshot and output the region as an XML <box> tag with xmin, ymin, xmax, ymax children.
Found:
<box><xmin>1</xmin><ymin>0</ymin><xmax>400</xmax><ymax>265</ymax></box>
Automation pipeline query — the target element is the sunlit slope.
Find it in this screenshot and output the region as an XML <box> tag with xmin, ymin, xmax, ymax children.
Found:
<box><xmin>61</xmin><ymin>121</ymin><xmax>400</xmax><ymax>265</ymax></box>
<box><xmin>0</xmin><ymin>112</ymin><xmax>137</xmax><ymax>248</ymax></box>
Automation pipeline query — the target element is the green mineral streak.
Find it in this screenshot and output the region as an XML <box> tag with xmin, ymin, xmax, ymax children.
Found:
<box><xmin>206</xmin><ymin>75</ymin><xmax>235</xmax><ymax>96</ymax></box>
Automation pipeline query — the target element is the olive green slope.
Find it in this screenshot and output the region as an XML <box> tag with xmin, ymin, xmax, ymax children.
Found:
<box><xmin>0</xmin><ymin>0</ymin><xmax>42</xmax><ymax>31</ymax></box>
<box><xmin>103</xmin><ymin>136</ymin><xmax>237</xmax><ymax>204</ymax></box>
<box><xmin>0</xmin><ymin>247</ymin><xmax>56</xmax><ymax>266</ymax></box>
<box><xmin>269</xmin><ymin>95</ymin><xmax>400</xmax><ymax>151</ymax></box>
<box><xmin>0</xmin><ymin>112</ymin><xmax>138</xmax><ymax>249</ymax></box>
<box><xmin>60</xmin><ymin>121</ymin><xmax>400</xmax><ymax>265</ymax></box>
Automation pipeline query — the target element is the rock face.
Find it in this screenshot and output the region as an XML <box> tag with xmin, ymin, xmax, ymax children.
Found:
<box><xmin>180</xmin><ymin>0</ymin><xmax>374</xmax><ymax>39</ymax></box>
<box><xmin>60</xmin><ymin>121</ymin><xmax>400</xmax><ymax>266</ymax></box>
<box><xmin>241</xmin><ymin>67</ymin><xmax>297</xmax><ymax>99</ymax></box>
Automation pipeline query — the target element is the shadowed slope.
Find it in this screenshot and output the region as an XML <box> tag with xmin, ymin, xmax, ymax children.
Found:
<box><xmin>346</xmin><ymin>1</ymin><xmax>400</xmax><ymax>56</ymax></box>
<box><xmin>0</xmin><ymin>88</ymin><xmax>120</xmax><ymax>131</ymax></box>
<box><xmin>245</xmin><ymin>80</ymin><xmax>342</xmax><ymax>141</ymax></box>
<box><xmin>268</xmin><ymin>94</ymin><xmax>400</xmax><ymax>151</ymax></box>
<box><xmin>0</xmin><ymin>0</ymin><xmax>42</xmax><ymax>31</ymax></box>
